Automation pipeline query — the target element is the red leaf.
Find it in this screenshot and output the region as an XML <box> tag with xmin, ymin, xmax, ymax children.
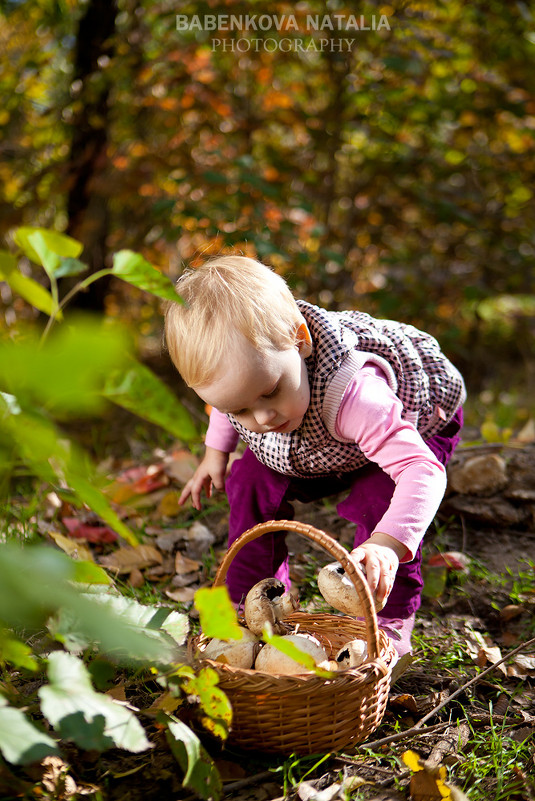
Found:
<box><xmin>427</xmin><ymin>551</ymin><xmax>470</xmax><ymax>572</ymax></box>
<box><xmin>62</xmin><ymin>517</ymin><xmax>118</xmax><ymax>543</ymax></box>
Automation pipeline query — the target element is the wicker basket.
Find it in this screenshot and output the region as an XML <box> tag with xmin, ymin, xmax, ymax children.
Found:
<box><xmin>191</xmin><ymin>520</ymin><xmax>397</xmax><ymax>755</ymax></box>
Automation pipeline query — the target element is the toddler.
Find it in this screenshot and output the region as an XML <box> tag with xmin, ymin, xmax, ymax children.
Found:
<box><xmin>164</xmin><ymin>256</ymin><xmax>465</xmax><ymax>656</ymax></box>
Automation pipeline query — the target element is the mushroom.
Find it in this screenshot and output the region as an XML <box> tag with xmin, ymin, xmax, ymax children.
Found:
<box><xmin>243</xmin><ymin>578</ymin><xmax>299</xmax><ymax>636</ymax></box>
<box><xmin>317</xmin><ymin>561</ymin><xmax>386</xmax><ymax>616</ymax></box>
<box><xmin>335</xmin><ymin>638</ymin><xmax>368</xmax><ymax>669</ymax></box>
<box><xmin>254</xmin><ymin>633</ymin><xmax>328</xmax><ymax>674</ymax></box>
<box><xmin>201</xmin><ymin>626</ymin><xmax>258</xmax><ymax>669</ymax></box>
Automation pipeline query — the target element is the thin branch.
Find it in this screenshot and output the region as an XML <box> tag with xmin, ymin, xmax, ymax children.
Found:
<box><xmin>354</xmin><ymin>636</ymin><xmax>535</xmax><ymax>752</ymax></box>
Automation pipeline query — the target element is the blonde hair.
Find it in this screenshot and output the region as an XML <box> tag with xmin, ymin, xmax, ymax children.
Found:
<box><xmin>164</xmin><ymin>256</ymin><xmax>304</xmax><ymax>387</ymax></box>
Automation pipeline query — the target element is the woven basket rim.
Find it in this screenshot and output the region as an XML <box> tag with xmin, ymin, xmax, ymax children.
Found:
<box><xmin>212</xmin><ymin>519</ymin><xmax>384</xmax><ymax>659</ymax></box>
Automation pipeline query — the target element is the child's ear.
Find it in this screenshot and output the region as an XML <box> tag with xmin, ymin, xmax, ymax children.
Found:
<box><xmin>295</xmin><ymin>322</ymin><xmax>312</xmax><ymax>357</ymax></box>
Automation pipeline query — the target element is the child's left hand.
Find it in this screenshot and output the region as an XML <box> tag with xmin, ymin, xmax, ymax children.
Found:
<box><xmin>350</xmin><ymin>533</ymin><xmax>408</xmax><ymax>606</ymax></box>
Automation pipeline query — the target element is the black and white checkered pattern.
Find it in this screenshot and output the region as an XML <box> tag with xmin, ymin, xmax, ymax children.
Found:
<box><xmin>228</xmin><ymin>301</ymin><xmax>466</xmax><ymax>477</ymax></box>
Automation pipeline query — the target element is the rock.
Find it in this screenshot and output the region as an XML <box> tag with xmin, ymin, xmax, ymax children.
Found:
<box><xmin>441</xmin><ymin>495</ymin><xmax>529</xmax><ymax>526</ymax></box>
<box><xmin>448</xmin><ymin>454</ymin><xmax>508</xmax><ymax>496</ymax></box>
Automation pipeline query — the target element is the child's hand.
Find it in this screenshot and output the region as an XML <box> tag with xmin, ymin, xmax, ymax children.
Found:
<box><xmin>350</xmin><ymin>533</ymin><xmax>408</xmax><ymax>606</ymax></box>
<box><xmin>179</xmin><ymin>447</ymin><xmax>230</xmax><ymax>511</ymax></box>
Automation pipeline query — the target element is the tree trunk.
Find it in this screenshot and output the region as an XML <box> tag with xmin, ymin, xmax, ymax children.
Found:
<box><xmin>63</xmin><ymin>0</ymin><xmax>118</xmax><ymax>311</ymax></box>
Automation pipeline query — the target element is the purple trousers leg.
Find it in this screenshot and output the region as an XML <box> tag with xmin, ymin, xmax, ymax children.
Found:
<box><xmin>225</xmin><ymin>408</ymin><xmax>463</xmax><ymax>611</ymax></box>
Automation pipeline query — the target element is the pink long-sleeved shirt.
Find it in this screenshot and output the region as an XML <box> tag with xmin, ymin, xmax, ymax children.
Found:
<box><xmin>205</xmin><ymin>363</ymin><xmax>447</xmax><ymax>561</ymax></box>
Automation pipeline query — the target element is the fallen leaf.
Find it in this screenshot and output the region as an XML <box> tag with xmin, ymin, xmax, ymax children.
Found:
<box><xmin>175</xmin><ymin>552</ymin><xmax>202</xmax><ymax>575</ymax></box>
<box><xmin>99</xmin><ymin>545</ymin><xmax>163</xmax><ymax>574</ymax></box>
<box><xmin>106</xmin><ymin>684</ymin><xmax>127</xmax><ymax>702</ymax></box>
<box><xmin>48</xmin><ymin>531</ymin><xmax>93</xmax><ymax>561</ymax></box>
<box><xmin>110</xmin><ymin>463</ymin><xmax>169</xmax><ymax>503</ymax></box>
<box><xmin>403</xmin><ymin>750</ymin><xmax>469</xmax><ymax>800</ymax></box>
<box><xmin>145</xmin><ymin>691</ymin><xmax>181</xmax><ymax>716</ymax></box>
<box><xmin>128</xmin><ymin>568</ymin><xmax>145</xmax><ymax>588</ymax></box>
<box><xmin>427</xmin><ymin>552</ymin><xmax>470</xmax><ymax>572</ymax></box>
<box><xmin>157</xmin><ymin>491</ymin><xmax>181</xmax><ymax>517</ymax></box>
<box><xmin>62</xmin><ymin>517</ymin><xmax>118</xmax><ymax>543</ymax></box>
<box><xmin>165</xmin><ymin>587</ymin><xmax>197</xmax><ymax>603</ymax></box>
<box><xmin>163</xmin><ymin>448</ymin><xmax>199</xmax><ymax>484</ymax></box>
<box><xmin>388</xmin><ymin>693</ymin><xmax>419</xmax><ymax>715</ymax></box>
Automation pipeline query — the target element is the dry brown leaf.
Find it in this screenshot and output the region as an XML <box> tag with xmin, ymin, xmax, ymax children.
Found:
<box><xmin>175</xmin><ymin>552</ymin><xmax>202</xmax><ymax>574</ymax></box>
<box><xmin>165</xmin><ymin>587</ymin><xmax>197</xmax><ymax>603</ymax></box>
<box><xmin>128</xmin><ymin>568</ymin><xmax>145</xmax><ymax>588</ymax></box>
<box><xmin>163</xmin><ymin>448</ymin><xmax>199</xmax><ymax>484</ymax></box>
<box><xmin>99</xmin><ymin>544</ymin><xmax>163</xmax><ymax>574</ymax></box>
<box><xmin>48</xmin><ymin>531</ymin><xmax>93</xmax><ymax>562</ymax></box>
<box><xmin>106</xmin><ymin>684</ymin><xmax>127</xmax><ymax>702</ymax></box>
<box><xmin>145</xmin><ymin>691</ymin><xmax>181</xmax><ymax>716</ymax></box>
<box><xmin>477</xmin><ymin>645</ymin><xmax>507</xmax><ymax>674</ymax></box>
<box><xmin>388</xmin><ymin>693</ymin><xmax>419</xmax><ymax>715</ymax></box>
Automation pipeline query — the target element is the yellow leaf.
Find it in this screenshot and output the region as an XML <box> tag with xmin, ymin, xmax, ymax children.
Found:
<box><xmin>48</xmin><ymin>531</ymin><xmax>93</xmax><ymax>562</ymax></box>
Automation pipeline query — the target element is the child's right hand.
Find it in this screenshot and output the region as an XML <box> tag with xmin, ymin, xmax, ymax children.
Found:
<box><xmin>179</xmin><ymin>447</ymin><xmax>230</xmax><ymax>511</ymax></box>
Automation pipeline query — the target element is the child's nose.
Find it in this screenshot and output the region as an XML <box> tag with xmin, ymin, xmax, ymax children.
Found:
<box><xmin>254</xmin><ymin>408</ymin><xmax>276</xmax><ymax>426</ymax></box>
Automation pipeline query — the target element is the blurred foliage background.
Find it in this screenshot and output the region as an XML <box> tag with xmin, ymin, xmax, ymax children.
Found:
<box><xmin>1</xmin><ymin>0</ymin><xmax>534</xmax><ymax>433</ymax></box>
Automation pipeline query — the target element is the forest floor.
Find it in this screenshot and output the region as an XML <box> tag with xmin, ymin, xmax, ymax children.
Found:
<box><xmin>2</xmin><ymin>420</ymin><xmax>535</xmax><ymax>801</ymax></box>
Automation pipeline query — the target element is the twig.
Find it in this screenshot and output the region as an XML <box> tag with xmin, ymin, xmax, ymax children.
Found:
<box><xmin>354</xmin><ymin>636</ymin><xmax>535</xmax><ymax>751</ymax></box>
<box><xmin>353</xmin><ymin>720</ymin><xmax>454</xmax><ymax>751</ymax></box>
<box><xmin>412</xmin><ymin>636</ymin><xmax>535</xmax><ymax>730</ymax></box>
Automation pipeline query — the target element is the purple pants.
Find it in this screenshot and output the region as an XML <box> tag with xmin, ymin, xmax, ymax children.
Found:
<box><xmin>225</xmin><ymin>408</ymin><xmax>463</xmax><ymax>618</ymax></box>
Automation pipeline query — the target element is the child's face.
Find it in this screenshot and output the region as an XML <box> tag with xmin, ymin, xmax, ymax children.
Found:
<box><xmin>195</xmin><ymin>332</ymin><xmax>311</xmax><ymax>434</ymax></box>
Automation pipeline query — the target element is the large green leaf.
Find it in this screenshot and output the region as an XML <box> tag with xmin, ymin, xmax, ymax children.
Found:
<box><xmin>0</xmin><ymin>545</ymin><xmax>173</xmax><ymax>662</ymax></box>
<box><xmin>0</xmin><ymin>695</ymin><xmax>59</xmax><ymax>765</ymax></box>
<box><xmin>39</xmin><ymin>652</ymin><xmax>152</xmax><ymax>752</ymax></box>
<box><xmin>0</xmin><ymin>395</ymin><xmax>138</xmax><ymax>546</ymax></box>
<box><xmin>112</xmin><ymin>250</ymin><xmax>182</xmax><ymax>302</ymax></box>
<box><xmin>0</xmin><ymin>320</ymin><xmax>130</xmax><ymax>418</ymax></box>
<box><xmin>164</xmin><ymin>714</ymin><xmax>222</xmax><ymax>801</ymax></box>
<box><xmin>0</xmin><ymin>250</ymin><xmax>55</xmax><ymax>316</ymax></box>
<box><xmin>49</xmin><ymin>592</ymin><xmax>188</xmax><ymax>662</ymax></box>
<box><xmin>194</xmin><ymin>586</ymin><xmax>242</xmax><ymax>640</ymax></box>
<box><xmin>103</xmin><ymin>359</ymin><xmax>197</xmax><ymax>441</ymax></box>
<box><xmin>13</xmin><ymin>227</ymin><xmax>83</xmax><ymax>265</ymax></box>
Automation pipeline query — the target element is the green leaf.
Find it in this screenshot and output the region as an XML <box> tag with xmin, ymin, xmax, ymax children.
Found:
<box><xmin>183</xmin><ymin>667</ymin><xmax>231</xmax><ymax>740</ymax></box>
<box><xmin>13</xmin><ymin>227</ymin><xmax>83</xmax><ymax>265</ymax></box>
<box><xmin>164</xmin><ymin>714</ymin><xmax>222</xmax><ymax>801</ymax></box>
<box><xmin>39</xmin><ymin>652</ymin><xmax>152</xmax><ymax>752</ymax></box>
<box><xmin>80</xmin><ymin>593</ymin><xmax>189</xmax><ymax>650</ymax></box>
<box><xmin>0</xmin><ymin>319</ymin><xmax>130</xmax><ymax>419</ymax></box>
<box><xmin>0</xmin><ymin>630</ymin><xmax>38</xmax><ymax>672</ymax></box>
<box><xmin>262</xmin><ymin>631</ymin><xmax>334</xmax><ymax>678</ymax></box>
<box><xmin>0</xmin><ymin>250</ymin><xmax>56</xmax><ymax>316</ymax></box>
<box><xmin>112</xmin><ymin>250</ymin><xmax>182</xmax><ymax>302</ymax></box>
<box><xmin>27</xmin><ymin>231</ymin><xmax>61</xmax><ymax>278</ymax></box>
<box><xmin>103</xmin><ymin>359</ymin><xmax>197</xmax><ymax>441</ymax></box>
<box><xmin>194</xmin><ymin>586</ymin><xmax>243</xmax><ymax>640</ymax></box>
<box><xmin>72</xmin><ymin>560</ymin><xmax>112</xmax><ymax>586</ymax></box>
<box><xmin>0</xmin><ymin>544</ymin><xmax>175</xmax><ymax>663</ymax></box>
<box><xmin>0</xmin><ymin>695</ymin><xmax>59</xmax><ymax>765</ymax></box>
<box><xmin>54</xmin><ymin>256</ymin><xmax>87</xmax><ymax>278</ymax></box>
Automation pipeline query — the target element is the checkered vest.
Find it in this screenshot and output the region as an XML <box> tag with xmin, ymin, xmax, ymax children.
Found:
<box><xmin>227</xmin><ymin>301</ymin><xmax>466</xmax><ymax>477</ymax></box>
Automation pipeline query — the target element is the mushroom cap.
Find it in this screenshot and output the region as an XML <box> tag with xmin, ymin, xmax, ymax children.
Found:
<box><xmin>202</xmin><ymin>628</ymin><xmax>258</xmax><ymax>669</ymax></box>
<box><xmin>254</xmin><ymin>634</ymin><xmax>329</xmax><ymax>675</ymax></box>
<box><xmin>317</xmin><ymin>561</ymin><xmax>385</xmax><ymax>616</ymax></box>
<box><xmin>244</xmin><ymin>577</ymin><xmax>298</xmax><ymax>636</ymax></box>
<box><xmin>335</xmin><ymin>638</ymin><xmax>368</xmax><ymax>669</ymax></box>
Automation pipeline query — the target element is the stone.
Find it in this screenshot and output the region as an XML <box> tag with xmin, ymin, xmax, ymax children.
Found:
<box><xmin>448</xmin><ymin>453</ymin><xmax>508</xmax><ymax>496</ymax></box>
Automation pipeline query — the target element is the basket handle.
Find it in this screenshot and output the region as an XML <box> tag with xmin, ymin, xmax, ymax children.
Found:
<box><xmin>213</xmin><ymin>519</ymin><xmax>382</xmax><ymax>660</ymax></box>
